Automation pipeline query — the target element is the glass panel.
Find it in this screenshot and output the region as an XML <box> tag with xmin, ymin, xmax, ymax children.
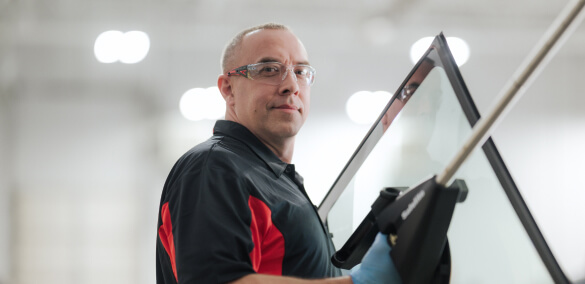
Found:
<box><xmin>326</xmin><ymin>66</ymin><xmax>554</xmax><ymax>283</ymax></box>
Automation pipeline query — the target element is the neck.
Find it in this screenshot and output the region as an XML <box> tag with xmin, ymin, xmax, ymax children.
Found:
<box><xmin>223</xmin><ymin>114</ymin><xmax>297</xmax><ymax>163</ymax></box>
<box><xmin>257</xmin><ymin>135</ymin><xmax>295</xmax><ymax>163</ymax></box>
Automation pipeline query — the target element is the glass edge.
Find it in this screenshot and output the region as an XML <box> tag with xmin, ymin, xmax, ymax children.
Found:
<box><xmin>433</xmin><ymin>33</ymin><xmax>569</xmax><ymax>283</ymax></box>
<box><xmin>317</xmin><ymin>46</ymin><xmax>439</xmax><ymax>221</ymax></box>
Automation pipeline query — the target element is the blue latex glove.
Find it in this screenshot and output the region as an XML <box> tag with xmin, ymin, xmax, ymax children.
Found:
<box><xmin>350</xmin><ymin>233</ymin><xmax>403</xmax><ymax>284</ymax></box>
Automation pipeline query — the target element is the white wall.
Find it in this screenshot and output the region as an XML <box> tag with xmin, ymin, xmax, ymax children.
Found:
<box><xmin>6</xmin><ymin>92</ymin><xmax>163</xmax><ymax>283</ymax></box>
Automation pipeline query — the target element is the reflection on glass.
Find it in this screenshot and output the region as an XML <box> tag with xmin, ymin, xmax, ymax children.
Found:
<box><xmin>381</xmin><ymin>58</ymin><xmax>435</xmax><ymax>133</ymax></box>
<box><xmin>326</xmin><ymin>67</ymin><xmax>553</xmax><ymax>283</ymax></box>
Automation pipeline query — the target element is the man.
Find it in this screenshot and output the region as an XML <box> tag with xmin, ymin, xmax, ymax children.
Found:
<box><xmin>156</xmin><ymin>23</ymin><xmax>402</xmax><ymax>284</ymax></box>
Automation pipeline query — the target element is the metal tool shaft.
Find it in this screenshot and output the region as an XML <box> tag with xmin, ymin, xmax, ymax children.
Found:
<box><xmin>436</xmin><ymin>0</ymin><xmax>585</xmax><ymax>186</ymax></box>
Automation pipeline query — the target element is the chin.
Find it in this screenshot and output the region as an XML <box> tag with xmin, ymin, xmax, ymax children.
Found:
<box><xmin>273</xmin><ymin>122</ymin><xmax>302</xmax><ymax>137</ymax></box>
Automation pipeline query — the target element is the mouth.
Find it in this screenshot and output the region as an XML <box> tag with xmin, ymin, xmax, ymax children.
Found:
<box><xmin>273</xmin><ymin>104</ymin><xmax>300</xmax><ymax>112</ymax></box>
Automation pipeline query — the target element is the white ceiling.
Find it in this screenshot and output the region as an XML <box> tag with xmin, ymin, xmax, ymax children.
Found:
<box><xmin>2</xmin><ymin>0</ymin><xmax>583</xmax><ymax>114</ymax></box>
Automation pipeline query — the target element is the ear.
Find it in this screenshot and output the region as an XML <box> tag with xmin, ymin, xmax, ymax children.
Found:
<box><xmin>218</xmin><ymin>74</ymin><xmax>235</xmax><ymax>107</ymax></box>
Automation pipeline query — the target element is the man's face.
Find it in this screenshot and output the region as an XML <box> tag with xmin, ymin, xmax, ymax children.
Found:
<box><xmin>222</xmin><ymin>29</ymin><xmax>311</xmax><ymax>145</ymax></box>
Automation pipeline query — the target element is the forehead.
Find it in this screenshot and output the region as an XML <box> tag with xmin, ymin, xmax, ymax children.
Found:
<box><xmin>237</xmin><ymin>29</ymin><xmax>309</xmax><ymax>65</ymax></box>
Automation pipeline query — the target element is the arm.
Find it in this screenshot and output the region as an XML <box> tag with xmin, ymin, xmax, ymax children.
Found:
<box><xmin>230</xmin><ymin>233</ymin><xmax>402</xmax><ymax>284</ymax></box>
<box><xmin>158</xmin><ymin>155</ymin><xmax>261</xmax><ymax>283</ymax></box>
<box><xmin>230</xmin><ymin>274</ymin><xmax>353</xmax><ymax>284</ymax></box>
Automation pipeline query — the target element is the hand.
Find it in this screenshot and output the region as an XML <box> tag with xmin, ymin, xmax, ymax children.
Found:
<box><xmin>349</xmin><ymin>233</ymin><xmax>403</xmax><ymax>284</ymax></box>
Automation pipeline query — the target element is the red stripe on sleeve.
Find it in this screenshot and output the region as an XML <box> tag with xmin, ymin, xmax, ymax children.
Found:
<box><xmin>158</xmin><ymin>202</ymin><xmax>178</xmax><ymax>282</ymax></box>
<box><xmin>248</xmin><ymin>196</ymin><xmax>285</xmax><ymax>275</ymax></box>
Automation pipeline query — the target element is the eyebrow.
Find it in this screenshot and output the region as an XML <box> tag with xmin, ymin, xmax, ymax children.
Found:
<box><xmin>256</xmin><ymin>57</ymin><xmax>311</xmax><ymax>66</ymax></box>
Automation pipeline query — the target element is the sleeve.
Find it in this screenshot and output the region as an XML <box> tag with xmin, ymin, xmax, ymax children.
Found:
<box><xmin>157</xmin><ymin>152</ymin><xmax>257</xmax><ymax>284</ymax></box>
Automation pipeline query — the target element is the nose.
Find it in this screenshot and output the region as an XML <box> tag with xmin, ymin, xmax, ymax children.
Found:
<box><xmin>279</xmin><ymin>67</ymin><xmax>300</xmax><ymax>96</ymax></box>
<box><xmin>280</xmin><ymin>66</ymin><xmax>299</xmax><ymax>83</ymax></box>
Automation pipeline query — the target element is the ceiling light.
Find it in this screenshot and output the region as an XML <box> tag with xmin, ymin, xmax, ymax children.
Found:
<box><xmin>346</xmin><ymin>90</ymin><xmax>392</xmax><ymax>124</ymax></box>
<box><xmin>410</xmin><ymin>36</ymin><xmax>470</xmax><ymax>66</ymax></box>
<box><xmin>94</xmin><ymin>31</ymin><xmax>124</xmax><ymax>64</ymax></box>
<box><xmin>179</xmin><ymin>87</ymin><xmax>225</xmax><ymax>121</ymax></box>
<box><xmin>119</xmin><ymin>31</ymin><xmax>150</xmax><ymax>64</ymax></box>
<box><xmin>94</xmin><ymin>30</ymin><xmax>150</xmax><ymax>64</ymax></box>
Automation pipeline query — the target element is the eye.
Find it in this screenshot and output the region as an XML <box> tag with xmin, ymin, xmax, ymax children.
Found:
<box><xmin>257</xmin><ymin>63</ymin><xmax>281</xmax><ymax>76</ymax></box>
<box><xmin>294</xmin><ymin>66</ymin><xmax>310</xmax><ymax>76</ymax></box>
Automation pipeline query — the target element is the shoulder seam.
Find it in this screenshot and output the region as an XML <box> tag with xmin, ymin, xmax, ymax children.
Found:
<box><xmin>201</xmin><ymin>135</ymin><xmax>224</xmax><ymax>167</ymax></box>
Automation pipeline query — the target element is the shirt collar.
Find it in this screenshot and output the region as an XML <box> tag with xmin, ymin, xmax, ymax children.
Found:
<box><xmin>213</xmin><ymin>120</ymin><xmax>289</xmax><ymax>178</ymax></box>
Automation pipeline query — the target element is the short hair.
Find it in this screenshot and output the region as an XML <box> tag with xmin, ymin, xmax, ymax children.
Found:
<box><xmin>220</xmin><ymin>23</ymin><xmax>291</xmax><ymax>73</ymax></box>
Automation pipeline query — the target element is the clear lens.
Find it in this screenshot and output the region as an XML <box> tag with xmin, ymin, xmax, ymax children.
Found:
<box><xmin>250</xmin><ymin>62</ymin><xmax>282</xmax><ymax>79</ymax></box>
<box><xmin>248</xmin><ymin>62</ymin><xmax>315</xmax><ymax>86</ymax></box>
<box><xmin>294</xmin><ymin>65</ymin><xmax>316</xmax><ymax>85</ymax></box>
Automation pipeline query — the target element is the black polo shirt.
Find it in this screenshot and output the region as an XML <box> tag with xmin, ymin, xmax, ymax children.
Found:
<box><xmin>156</xmin><ymin>120</ymin><xmax>342</xmax><ymax>284</ymax></box>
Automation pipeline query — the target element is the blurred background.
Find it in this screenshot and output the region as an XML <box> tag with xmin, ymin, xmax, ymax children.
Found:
<box><xmin>1</xmin><ymin>0</ymin><xmax>584</xmax><ymax>283</ymax></box>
